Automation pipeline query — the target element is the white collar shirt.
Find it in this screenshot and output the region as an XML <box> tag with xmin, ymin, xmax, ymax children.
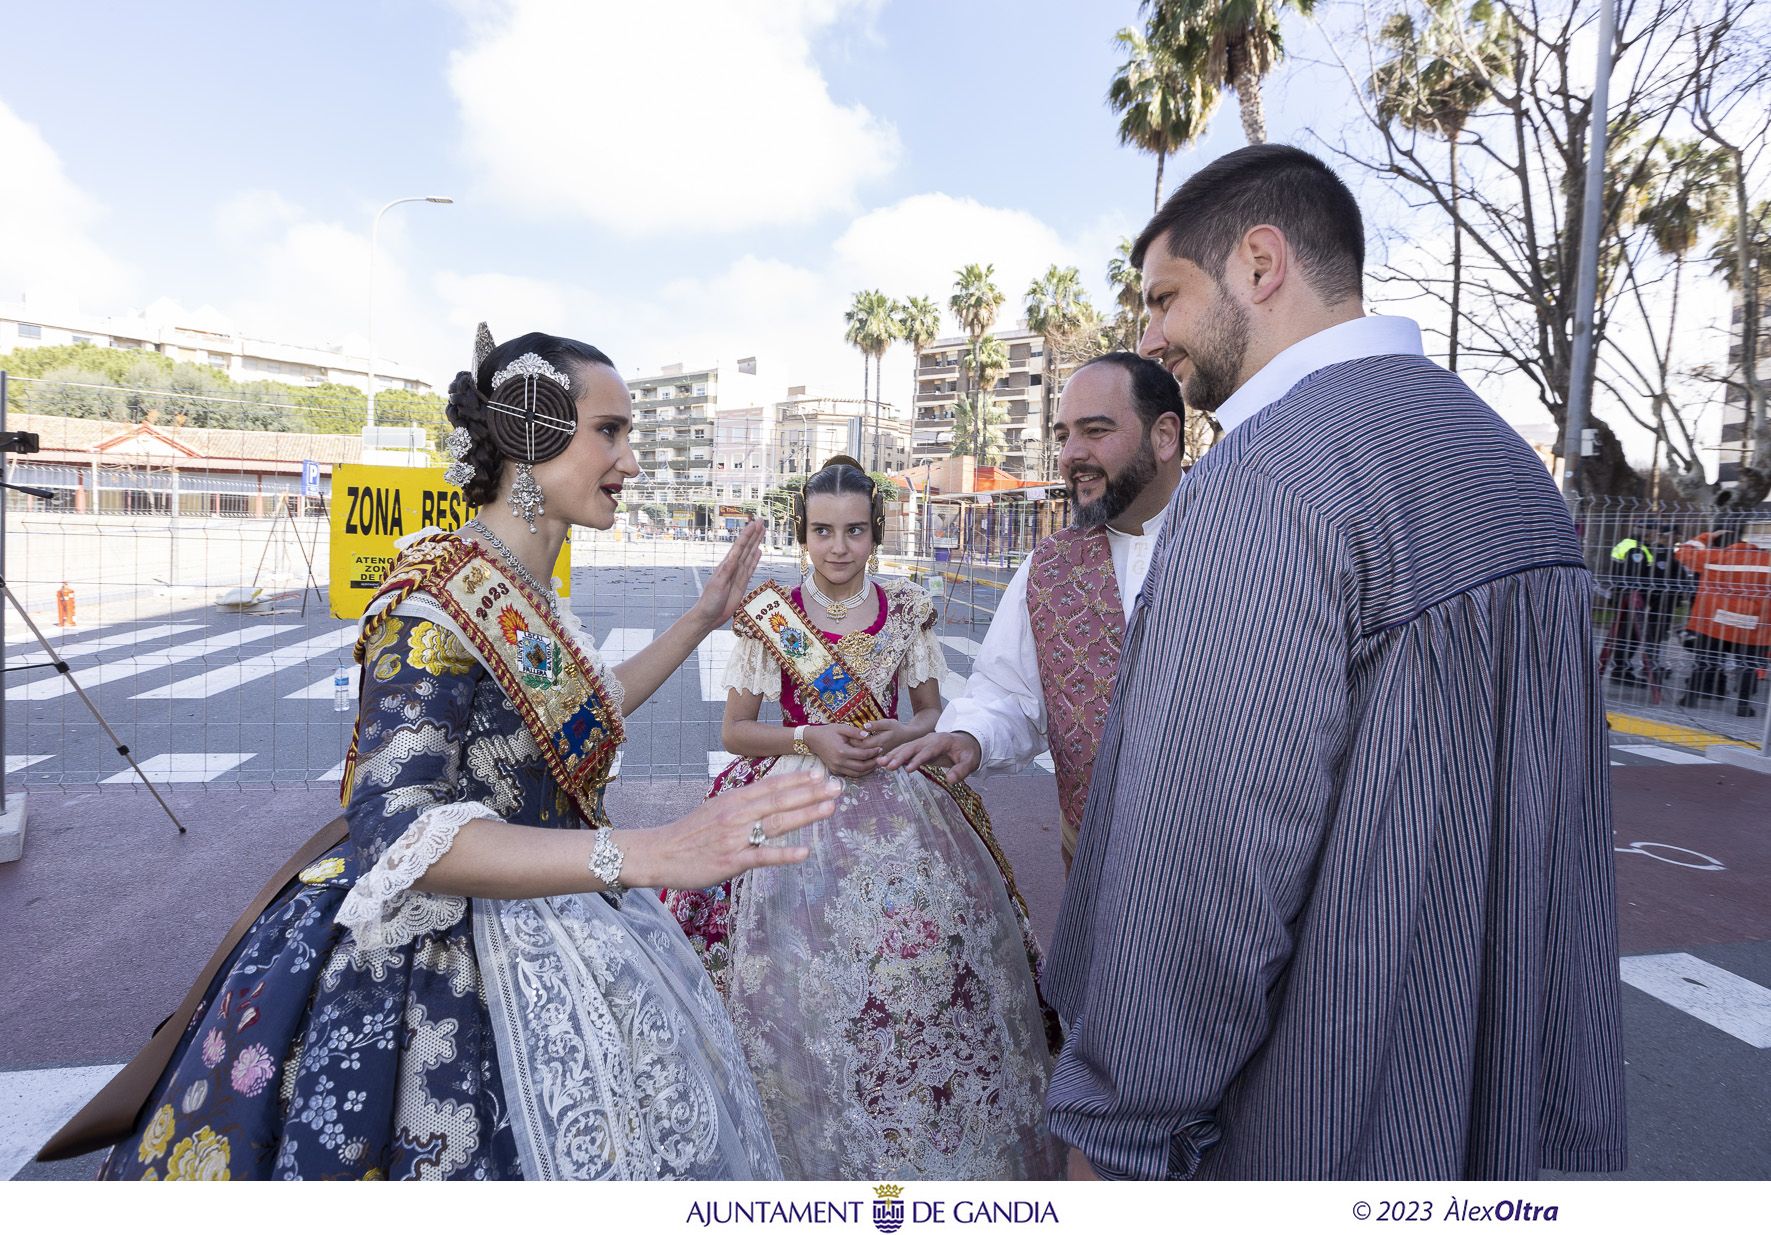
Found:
<box><xmin>1212</xmin><ymin>314</ymin><xmax>1426</xmax><ymax>436</ymax></box>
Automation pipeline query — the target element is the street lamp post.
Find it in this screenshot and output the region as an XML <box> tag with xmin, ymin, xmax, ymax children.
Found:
<box><xmin>366</xmin><ymin>195</ymin><xmax>453</xmax><ymax>434</ymax></box>
<box><xmin>1562</xmin><ymin>0</ymin><xmax>1615</xmax><ymax>494</ymax></box>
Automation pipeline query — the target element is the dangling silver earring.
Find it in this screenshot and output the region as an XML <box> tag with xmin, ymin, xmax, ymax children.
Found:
<box><xmin>508</xmin><ymin>464</ymin><xmax>545</xmax><ymax>532</ymax></box>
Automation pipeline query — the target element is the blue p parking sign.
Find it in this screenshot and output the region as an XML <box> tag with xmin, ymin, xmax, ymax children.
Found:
<box><xmin>301</xmin><ymin>460</ymin><xmax>321</xmax><ymax>498</ymax></box>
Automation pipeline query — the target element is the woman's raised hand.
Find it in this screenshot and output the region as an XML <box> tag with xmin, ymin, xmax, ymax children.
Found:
<box><xmin>688</xmin><ymin>518</ymin><xmax>766</xmax><ymax>632</ymax></box>
<box><xmin>616</xmin><ymin>770</ymin><xmax>839</xmax><ymax>890</ymax></box>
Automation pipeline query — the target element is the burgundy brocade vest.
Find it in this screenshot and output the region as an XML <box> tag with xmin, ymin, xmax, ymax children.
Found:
<box><xmin>1025</xmin><ymin>526</ymin><xmax>1125</xmax><ymax>869</ymax></box>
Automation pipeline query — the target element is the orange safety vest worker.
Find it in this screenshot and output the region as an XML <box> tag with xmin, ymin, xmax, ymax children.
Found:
<box><xmin>1675</xmin><ymin>530</ymin><xmax>1771</xmax><ymax>647</ymax></box>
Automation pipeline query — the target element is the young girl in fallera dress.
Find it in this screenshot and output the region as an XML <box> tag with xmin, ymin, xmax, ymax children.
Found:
<box><xmin>667</xmin><ymin>458</ymin><xmax>1061</xmax><ymax>1181</ymax></box>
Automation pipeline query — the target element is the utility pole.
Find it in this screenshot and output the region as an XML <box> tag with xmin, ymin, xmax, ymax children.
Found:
<box><xmin>1562</xmin><ymin>0</ymin><xmax>1617</xmax><ymax>494</ymax></box>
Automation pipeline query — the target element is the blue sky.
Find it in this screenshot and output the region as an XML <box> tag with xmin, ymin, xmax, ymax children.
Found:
<box><xmin>0</xmin><ymin>0</ymin><xmax>1466</xmax><ymax>413</ymax></box>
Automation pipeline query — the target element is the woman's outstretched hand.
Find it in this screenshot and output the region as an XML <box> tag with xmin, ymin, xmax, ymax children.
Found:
<box><xmin>688</xmin><ymin>519</ymin><xmax>765</xmax><ymax>632</ymax></box>
<box><xmin>618</xmin><ymin>770</ymin><xmax>839</xmax><ymax>890</ymax></box>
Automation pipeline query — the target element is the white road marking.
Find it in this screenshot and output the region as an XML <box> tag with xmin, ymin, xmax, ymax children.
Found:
<box><xmin>699</xmin><ymin>630</ymin><xmax>738</xmax><ymax>702</ymax></box>
<box><xmin>16</xmin><ymin>626</ymin><xmax>301</xmax><ymax>701</ymax></box>
<box><xmin>1034</xmin><ymin>752</ymin><xmax>1055</xmax><ymax>773</ymax></box>
<box><xmin>1620</xmin><ymin>953</ymin><xmax>1771</xmax><ymax>1048</ymax></box>
<box><xmin>937</xmin><ymin>635</ymin><xmax>983</xmax><ymax>659</ymax></box>
<box><xmin>287</xmin><ymin>665</ymin><xmax>360</xmax><ymax>701</ymax></box>
<box><xmin>133</xmin><ymin>626</ymin><xmax>356</xmax><ymax>699</ymax></box>
<box><xmin>598</xmin><ymin>628</ymin><xmax>654</xmax><ymax>663</ymax></box>
<box><xmin>9</xmin><ymin>623</ymin><xmax>205</xmax><ymax>661</ymax></box>
<box><xmin>4</xmin><ymin>755</ymin><xmax>54</xmax><ymax>775</ymax></box>
<box><xmin>707</xmin><ymin>750</ymin><xmax>733</xmax><ymax>778</ymax></box>
<box><xmin>317</xmin><ymin>758</ymin><xmax>348</xmax><ymax>782</ymax></box>
<box><xmin>101</xmin><ymin>753</ymin><xmax>256</xmax><ymax>784</ymax></box>
<box><xmin>0</xmin><ymin>1063</ymin><xmax>123</xmax><ymax>1180</ymax></box>
<box><xmin>1612</xmin><ymin>744</ymin><xmax>1713</xmax><ymax>765</ymax></box>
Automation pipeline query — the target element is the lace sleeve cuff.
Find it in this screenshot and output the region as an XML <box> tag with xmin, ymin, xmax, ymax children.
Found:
<box><xmin>721</xmin><ymin>634</ymin><xmax>781</xmax><ymax>700</ymax></box>
<box><xmin>335</xmin><ymin>800</ymin><xmax>495</xmax><ymax>950</ymax></box>
<box><xmin>901</xmin><ymin>622</ymin><xmax>948</xmax><ymax>691</ymax></box>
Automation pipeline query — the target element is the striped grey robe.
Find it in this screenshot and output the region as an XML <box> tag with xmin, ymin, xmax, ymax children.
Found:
<box><xmin>1045</xmin><ymin>353</ymin><xmax>1627</xmax><ymax>1180</ymax></box>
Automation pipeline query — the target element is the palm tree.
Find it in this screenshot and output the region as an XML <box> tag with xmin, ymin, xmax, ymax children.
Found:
<box><xmin>949</xmin><ymin>264</ymin><xmax>1006</xmax><ymax>461</ymax></box>
<box><xmin>895</xmin><ymin>294</ymin><xmax>943</xmax><ymax>474</ymax></box>
<box><xmin>961</xmin><ymin>334</ymin><xmax>1010</xmax><ymax>405</ymax></box>
<box><xmin>1371</xmin><ymin>0</ymin><xmax>1514</xmax><ymax>371</ymax></box>
<box><xmin>1106</xmin><ymin>236</ymin><xmax>1146</xmax><ymax>350</ymax></box>
<box><xmin>843</xmin><ymin>289</ymin><xmax>898</xmax><ymax>470</ymax></box>
<box><xmin>1149</xmin><ymin>0</ymin><xmax>1318</xmax><ymax>145</ymax></box>
<box><xmin>1633</xmin><ymin>141</ymin><xmax>1731</xmax><ymax>491</ymax></box>
<box><xmin>1025</xmin><ymin>265</ymin><xmax>1093</xmax><ymax>479</ymax></box>
<box><xmin>1108</xmin><ymin>21</ymin><xmax>1217</xmax><ymax>211</ymax></box>
<box><xmin>948</xmin><ymin>395</ymin><xmax>1008</xmax><ymax>468</ymax></box>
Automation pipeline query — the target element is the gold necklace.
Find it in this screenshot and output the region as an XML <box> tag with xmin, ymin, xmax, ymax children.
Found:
<box><xmin>805</xmin><ymin>573</ymin><xmax>870</xmax><ymax>620</ymax></box>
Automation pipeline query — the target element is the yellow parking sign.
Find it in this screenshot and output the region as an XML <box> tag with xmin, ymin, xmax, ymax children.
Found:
<box><xmin>328</xmin><ymin>463</ymin><xmax>570</xmax><ymax>620</ymax></box>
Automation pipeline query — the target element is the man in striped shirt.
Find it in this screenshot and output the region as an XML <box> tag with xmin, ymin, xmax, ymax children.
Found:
<box><xmin>1045</xmin><ymin>144</ymin><xmax>1627</xmax><ymax>1180</ymax></box>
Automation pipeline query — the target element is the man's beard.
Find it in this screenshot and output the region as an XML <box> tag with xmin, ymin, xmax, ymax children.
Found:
<box><xmin>1170</xmin><ymin>281</ymin><xmax>1251</xmax><ymax>413</ymax></box>
<box><xmin>1071</xmin><ymin>435</ymin><xmax>1159</xmax><ymax>528</ymax></box>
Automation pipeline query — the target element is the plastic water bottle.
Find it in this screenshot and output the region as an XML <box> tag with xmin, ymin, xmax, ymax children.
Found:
<box><xmin>333</xmin><ymin>666</ymin><xmax>352</xmax><ymax>713</ymax></box>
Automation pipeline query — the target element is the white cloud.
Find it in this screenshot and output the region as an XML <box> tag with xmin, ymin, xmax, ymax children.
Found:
<box><xmin>447</xmin><ymin>0</ymin><xmax>900</xmax><ymax>234</ymax></box>
<box><xmin>832</xmin><ymin>193</ymin><xmax>1088</xmax><ymax>337</ymax></box>
<box><xmin>581</xmin><ymin>193</ymin><xmax>1125</xmax><ymax>405</ymax></box>
<box><xmin>0</xmin><ymin>98</ymin><xmax>132</xmax><ymax>310</ymax></box>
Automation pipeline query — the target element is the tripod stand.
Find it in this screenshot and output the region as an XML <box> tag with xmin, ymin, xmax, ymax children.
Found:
<box><xmin>1</xmin><ymin>375</ymin><xmax>186</xmax><ymax>840</ymax></box>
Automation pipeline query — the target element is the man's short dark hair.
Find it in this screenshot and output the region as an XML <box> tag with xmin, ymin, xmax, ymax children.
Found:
<box><xmin>1130</xmin><ymin>143</ymin><xmax>1364</xmax><ymax>304</ymax></box>
<box><xmin>1072</xmin><ymin>351</ymin><xmax>1186</xmax><ymax>429</ymax></box>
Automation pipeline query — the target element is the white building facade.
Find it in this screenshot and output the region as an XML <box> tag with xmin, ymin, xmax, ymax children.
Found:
<box><xmin>0</xmin><ymin>304</ymin><xmax>433</xmax><ymax>394</ymax></box>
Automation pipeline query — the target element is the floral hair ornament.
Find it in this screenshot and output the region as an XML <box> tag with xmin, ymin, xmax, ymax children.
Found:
<box><xmin>445</xmin><ymin>322</ymin><xmax>500</xmax><ymax>491</ymax></box>
<box><xmin>443</xmin><ymin>426</ymin><xmax>476</xmax><ymax>489</ymax></box>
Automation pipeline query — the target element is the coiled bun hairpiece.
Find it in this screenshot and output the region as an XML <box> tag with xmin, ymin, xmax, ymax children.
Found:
<box><xmin>485</xmin><ymin>353</ymin><xmax>577</xmax><ymax>466</ymax></box>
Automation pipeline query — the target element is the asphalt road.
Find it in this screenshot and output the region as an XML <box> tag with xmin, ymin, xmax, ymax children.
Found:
<box><xmin>1</xmin><ymin>557</ymin><xmax>1766</xmax><ymax>1180</ymax></box>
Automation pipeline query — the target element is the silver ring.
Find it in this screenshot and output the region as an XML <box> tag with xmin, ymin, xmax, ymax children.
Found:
<box><xmin>748</xmin><ymin>819</ymin><xmax>767</xmax><ymax>847</ymax></box>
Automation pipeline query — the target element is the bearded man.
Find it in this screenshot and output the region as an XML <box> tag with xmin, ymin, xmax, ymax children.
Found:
<box><xmin>885</xmin><ymin>351</ymin><xmax>1187</xmax><ymax>874</ymax></box>
<box><xmin>1045</xmin><ymin>144</ymin><xmax>1624</xmax><ymax>1182</ymax></box>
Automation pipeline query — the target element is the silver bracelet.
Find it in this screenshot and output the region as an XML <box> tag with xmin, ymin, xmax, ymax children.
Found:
<box><xmin>588</xmin><ymin>827</ymin><xmax>626</xmax><ymax>902</ymax></box>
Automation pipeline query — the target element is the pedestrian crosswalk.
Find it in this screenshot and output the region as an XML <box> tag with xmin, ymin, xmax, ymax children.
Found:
<box><xmin>101</xmin><ymin>753</ymin><xmax>256</xmax><ymax>784</ymax></box>
<box><xmin>133</xmin><ymin>627</ymin><xmax>356</xmax><ymax>700</ymax></box>
<box><xmin>13</xmin><ymin>625</ymin><xmax>302</xmax><ymax>701</ymax></box>
<box><xmin>0</xmin><ymin>617</ymin><xmax>1738</xmax><ymax>785</ymax></box>
<box><xmin>1621</xmin><ymin>953</ymin><xmax>1771</xmax><ymax>1047</ymax></box>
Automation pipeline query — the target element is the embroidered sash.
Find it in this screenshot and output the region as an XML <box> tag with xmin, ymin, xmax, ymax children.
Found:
<box><xmin>732</xmin><ymin>581</ymin><xmax>884</xmax><ymax>728</ymax></box>
<box><xmin>341</xmin><ymin>533</ymin><xmax>624</xmax><ymax>825</ymax></box>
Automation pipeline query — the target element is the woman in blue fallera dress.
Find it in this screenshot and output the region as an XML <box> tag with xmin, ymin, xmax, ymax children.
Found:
<box><xmin>84</xmin><ymin>329</ymin><xmax>837</xmax><ymax>1180</ymax></box>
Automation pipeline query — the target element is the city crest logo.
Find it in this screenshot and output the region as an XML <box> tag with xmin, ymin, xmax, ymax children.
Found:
<box><xmin>872</xmin><ymin>1183</ymin><xmax>905</xmax><ymax>1234</ymax></box>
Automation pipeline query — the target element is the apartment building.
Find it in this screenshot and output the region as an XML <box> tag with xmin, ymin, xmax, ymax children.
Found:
<box><xmin>911</xmin><ymin>326</ymin><xmax>1052</xmax><ymax>479</ymax></box>
<box><xmin>773</xmin><ymin>390</ymin><xmax>913</xmax><ymax>481</ymax></box>
<box><xmin>713</xmin><ymin>405</ymin><xmax>773</xmax><ymax>504</ymax></box>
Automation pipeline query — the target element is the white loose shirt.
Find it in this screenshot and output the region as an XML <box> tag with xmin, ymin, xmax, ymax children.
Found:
<box><xmin>1211</xmin><ymin>314</ymin><xmax>1426</xmax><ymax>436</ymax></box>
<box><xmin>935</xmin><ymin>506</ymin><xmax>1168</xmax><ymax>777</ymax></box>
